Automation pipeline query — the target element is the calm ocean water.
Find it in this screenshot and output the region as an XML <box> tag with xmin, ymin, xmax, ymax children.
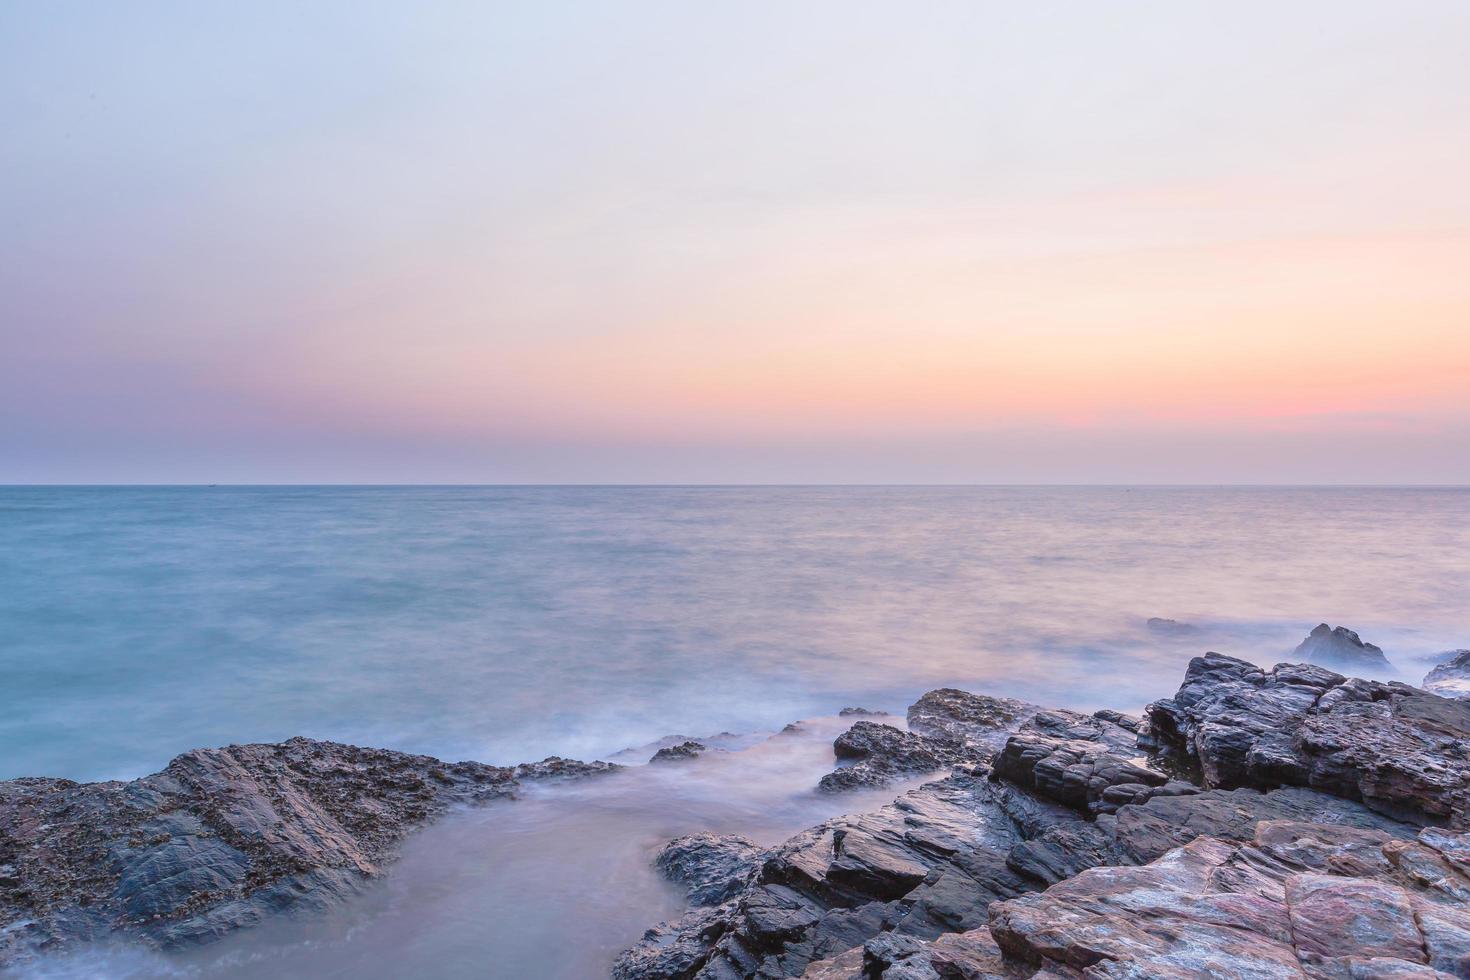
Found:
<box><xmin>3</xmin><ymin>485</ymin><xmax>1468</xmax><ymax>783</ymax></box>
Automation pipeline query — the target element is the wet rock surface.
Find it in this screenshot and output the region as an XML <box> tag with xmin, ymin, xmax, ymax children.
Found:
<box><xmin>1143</xmin><ymin>651</ymin><xmax>1470</xmax><ymax>827</ymax></box>
<box><xmin>0</xmin><ymin>737</ymin><xmax>616</xmax><ymax>967</ymax></box>
<box><xmin>8</xmin><ymin>651</ymin><xmax>1470</xmax><ymax>979</ymax></box>
<box><xmin>622</xmin><ymin>654</ymin><xmax>1464</xmax><ymax>980</ymax></box>
<box><xmin>987</xmin><ymin>820</ymin><xmax>1470</xmax><ymax>979</ymax></box>
<box><xmin>819</xmin><ymin>723</ymin><xmax>967</xmax><ymax>792</ymax></box>
<box><xmin>657</xmin><ymin>834</ymin><xmax>769</xmax><ymax>907</ymax></box>
<box><xmin>905</xmin><ymin>690</ymin><xmax>1044</xmax><ymax>759</ymax></box>
<box><xmin>1293</xmin><ymin>622</ymin><xmax>1393</xmax><ymax>672</ymax></box>
<box><xmin>817</xmin><ymin>691</ymin><xmax>1049</xmax><ymax>794</ymax></box>
<box><xmin>1425</xmin><ymin>650</ymin><xmax>1470</xmax><ymax>700</ymax></box>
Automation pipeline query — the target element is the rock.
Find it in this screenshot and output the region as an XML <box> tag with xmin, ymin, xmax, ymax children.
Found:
<box><xmin>905</xmin><ymin>690</ymin><xmax>1044</xmax><ymax>760</ymax></box>
<box><xmin>1143</xmin><ymin>652</ymin><xmax>1470</xmax><ymax>827</ymax></box>
<box><xmin>515</xmin><ymin>755</ymin><xmax>621</xmax><ymax>779</ymax></box>
<box><xmin>989</xmin><ymin>732</ymin><xmax>1166</xmax><ymax>814</ymax></box>
<box><xmin>0</xmin><ymin>737</ymin><xmax>616</xmax><ymax>968</ymax></box>
<box><xmin>839</xmin><ymin>707</ymin><xmax>890</xmax><ymax>717</ymax></box>
<box><xmin>650</xmin><ymin>741</ymin><xmax>707</xmax><ymax>763</ymax></box>
<box><xmin>1021</xmin><ymin>708</ymin><xmax>1141</xmax><ymax>754</ymax></box>
<box><xmin>819</xmin><ymin>723</ymin><xmax>967</xmax><ymax>792</ymax></box>
<box><xmin>1425</xmin><ymin>650</ymin><xmax>1470</xmax><ymax>700</ymax></box>
<box><xmin>1002</xmin><ymin>781</ymin><xmax>1412</xmax><ymax>888</ymax></box>
<box><xmin>1146</xmin><ymin>616</ymin><xmax>1200</xmax><ymax>636</ymax></box>
<box><xmin>655</xmin><ymin>834</ymin><xmax>767</xmax><ymax>907</ymax></box>
<box><xmin>614</xmin><ymin>772</ymin><xmax>1043</xmax><ymax>979</ymax></box>
<box><xmin>1294</xmin><ymin>622</ymin><xmax>1393</xmax><ymax>671</ymax></box>
<box><xmin>988</xmin><ymin>820</ymin><xmax>1470</xmax><ymax>978</ymax></box>
<box><xmin>618</xmin><ymin>672</ymin><xmax>1432</xmax><ymax>980</ymax></box>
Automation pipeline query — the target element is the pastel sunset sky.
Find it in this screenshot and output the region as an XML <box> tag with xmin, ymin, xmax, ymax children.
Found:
<box><xmin>4</xmin><ymin>1</ymin><xmax>1468</xmax><ymax>482</ymax></box>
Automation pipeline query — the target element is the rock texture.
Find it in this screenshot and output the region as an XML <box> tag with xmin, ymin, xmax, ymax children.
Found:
<box><xmin>1293</xmin><ymin>623</ymin><xmax>1393</xmax><ymax>672</ymax></box>
<box><xmin>1143</xmin><ymin>652</ymin><xmax>1470</xmax><ymax>827</ymax></box>
<box><xmin>656</xmin><ymin>834</ymin><xmax>768</xmax><ymax>907</ymax></box>
<box><xmin>819</xmin><ymin>723</ymin><xmax>966</xmax><ymax>792</ymax></box>
<box><xmin>1425</xmin><ymin>650</ymin><xmax>1470</xmax><ymax>700</ymax></box>
<box><xmin>988</xmin><ymin>820</ymin><xmax>1470</xmax><ymax>978</ymax></box>
<box><xmin>905</xmin><ymin>690</ymin><xmax>1043</xmax><ymax>759</ymax></box>
<box><xmin>618</xmin><ymin>677</ymin><xmax>1420</xmax><ymax>979</ymax></box>
<box><xmin>817</xmin><ymin>691</ymin><xmax>1046</xmax><ymax>793</ymax></box>
<box><xmin>621</xmin><ymin>654</ymin><xmax>1465</xmax><ymax>980</ymax></box>
<box><xmin>652</xmin><ymin>741</ymin><xmax>709</xmax><ymax>763</ymax></box>
<box><xmin>0</xmin><ymin>737</ymin><xmax>615</xmax><ymax>967</ymax></box>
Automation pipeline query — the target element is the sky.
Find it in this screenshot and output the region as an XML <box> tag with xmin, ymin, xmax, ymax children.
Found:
<box><xmin>3</xmin><ymin>1</ymin><xmax>1469</xmax><ymax>484</ymax></box>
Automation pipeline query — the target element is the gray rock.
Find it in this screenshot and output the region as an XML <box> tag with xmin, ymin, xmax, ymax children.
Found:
<box><xmin>1424</xmin><ymin>650</ymin><xmax>1470</xmax><ymax>700</ymax></box>
<box><xmin>614</xmin><ymin>772</ymin><xmax>1042</xmax><ymax>979</ymax></box>
<box><xmin>905</xmin><ymin>689</ymin><xmax>1044</xmax><ymax>760</ymax></box>
<box><xmin>819</xmin><ymin>723</ymin><xmax>967</xmax><ymax>793</ymax></box>
<box><xmin>1294</xmin><ymin>622</ymin><xmax>1393</xmax><ymax>671</ymax></box>
<box><xmin>650</xmin><ymin>741</ymin><xmax>707</xmax><ymax>763</ymax></box>
<box><xmin>656</xmin><ymin>834</ymin><xmax>767</xmax><ymax>907</ymax></box>
<box><xmin>838</xmin><ymin>707</ymin><xmax>890</xmax><ymax>717</ymax></box>
<box><xmin>989</xmin><ymin>732</ymin><xmax>1166</xmax><ymax>814</ymax></box>
<box><xmin>0</xmin><ymin>737</ymin><xmax>616</xmax><ymax>968</ymax></box>
<box><xmin>1143</xmin><ymin>652</ymin><xmax>1470</xmax><ymax>827</ymax></box>
<box><xmin>1146</xmin><ymin>616</ymin><xmax>1200</xmax><ymax>636</ymax></box>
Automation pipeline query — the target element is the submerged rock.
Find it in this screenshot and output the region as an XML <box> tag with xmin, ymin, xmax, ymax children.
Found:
<box><xmin>1146</xmin><ymin>616</ymin><xmax>1200</xmax><ymax>636</ymax></box>
<box><xmin>1293</xmin><ymin>622</ymin><xmax>1393</xmax><ymax>671</ymax></box>
<box><xmin>0</xmin><ymin>737</ymin><xmax>616</xmax><ymax>968</ymax></box>
<box><xmin>1425</xmin><ymin>650</ymin><xmax>1470</xmax><ymax>700</ymax></box>
<box><xmin>838</xmin><ymin>707</ymin><xmax>889</xmax><ymax>717</ymax></box>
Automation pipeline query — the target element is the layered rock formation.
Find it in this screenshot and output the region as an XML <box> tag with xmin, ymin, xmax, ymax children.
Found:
<box><xmin>0</xmin><ymin>737</ymin><xmax>615</xmax><ymax>967</ymax></box>
<box><xmin>7</xmin><ymin>649</ymin><xmax>1470</xmax><ymax>978</ymax></box>
<box><xmin>622</xmin><ymin>652</ymin><xmax>1470</xmax><ymax>979</ymax></box>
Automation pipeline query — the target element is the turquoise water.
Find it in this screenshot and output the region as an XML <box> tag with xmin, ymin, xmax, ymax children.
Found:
<box><xmin>3</xmin><ymin>486</ymin><xmax>1468</xmax><ymax>782</ymax></box>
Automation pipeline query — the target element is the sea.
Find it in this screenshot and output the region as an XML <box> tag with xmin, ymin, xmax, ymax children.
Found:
<box><xmin>3</xmin><ymin>485</ymin><xmax>1468</xmax><ymax>977</ymax></box>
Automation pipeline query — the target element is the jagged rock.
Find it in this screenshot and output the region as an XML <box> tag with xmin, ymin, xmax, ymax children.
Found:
<box><xmin>618</xmin><ymin>668</ymin><xmax>1441</xmax><ymax>980</ymax></box>
<box><xmin>1425</xmin><ymin>650</ymin><xmax>1470</xmax><ymax>700</ymax></box>
<box><xmin>839</xmin><ymin>708</ymin><xmax>890</xmax><ymax>717</ymax></box>
<box><xmin>1000</xmin><ymin>780</ymin><xmax>1411</xmax><ymax>888</ymax></box>
<box><xmin>989</xmin><ymin>732</ymin><xmax>1166</xmax><ymax>814</ymax></box>
<box><xmin>819</xmin><ymin>723</ymin><xmax>967</xmax><ymax>792</ymax></box>
<box><xmin>515</xmin><ymin>755</ymin><xmax>621</xmax><ymax>779</ymax></box>
<box><xmin>651</xmin><ymin>741</ymin><xmax>708</xmax><ymax>763</ymax></box>
<box><xmin>1294</xmin><ymin>622</ymin><xmax>1393</xmax><ymax>671</ymax></box>
<box><xmin>1021</xmin><ymin>709</ymin><xmax>1141</xmax><ymax>754</ymax></box>
<box><xmin>988</xmin><ymin>820</ymin><xmax>1470</xmax><ymax>978</ymax></box>
<box><xmin>1143</xmin><ymin>652</ymin><xmax>1470</xmax><ymax>827</ymax></box>
<box><xmin>656</xmin><ymin>834</ymin><xmax>767</xmax><ymax>907</ymax></box>
<box><xmin>0</xmin><ymin>737</ymin><xmax>615</xmax><ymax>968</ymax></box>
<box><xmin>906</xmin><ymin>690</ymin><xmax>1044</xmax><ymax>760</ymax></box>
<box><xmin>614</xmin><ymin>772</ymin><xmax>1042</xmax><ymax>979</ymax></box>
<box><xmin>1146</xmin><ymin>616</ymin><xmax>1200</xmax><ymax>636</ymax></box>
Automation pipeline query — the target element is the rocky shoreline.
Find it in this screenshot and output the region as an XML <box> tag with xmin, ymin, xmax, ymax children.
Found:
<box><xmin>4</xmin><ymin>629</ymin><xmax>1470</xmax><ymax>977</ymax></box>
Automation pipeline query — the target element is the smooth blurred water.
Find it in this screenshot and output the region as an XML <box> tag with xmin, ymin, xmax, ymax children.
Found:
<box><xmin>2</xmin><ymin>486</ymin><xmax>1468</xmax><ymax>782</ymax></box>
